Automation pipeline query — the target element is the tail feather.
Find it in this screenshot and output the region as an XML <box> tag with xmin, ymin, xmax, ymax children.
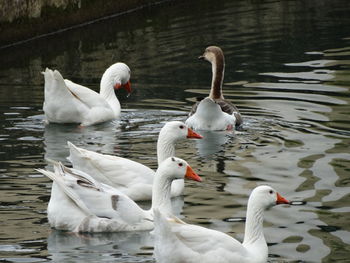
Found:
<box><xmin>43</xmin><ymin>67</ymin><xmax>71</xmax><ymax>98</ymax></box>
<box><xmin>66</xmin><ymin>142</ymin><xmax>117</xmax><ymax>187</ymax></box>
<box><xmin>45</xmin><ymin>157</ymin><xmax>60</xmax><ymax>166</ymax></box>
<box><xmin>53</xmin><ymin>69</ymin><xmax>65</xmax><ymax>81</ymax></box>
<box><xmin>36</xmin><ymin>168</ymin><xmax>58</xmax><ymax>182</ymax></box>
<box><xmin>67</xmin><ymin>141</ymin><xmax>88</xmax><ymax>162</ymax></box>
<box><xmin>41</xmin><ymin>67</ymin><xmax>51</xmax><ymax>75</ymax></box>
<box><xmin>36</xmin><ymin>164</ymin><xmax>92</xmax><ymax>216</ymax></box>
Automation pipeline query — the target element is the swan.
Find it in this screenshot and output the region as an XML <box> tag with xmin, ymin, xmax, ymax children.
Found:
<box><xmin>42</xmin><ymin>62</ymin><xmax>131</xmax><ymax>126</ymax></box>
<box><xmin>186</xmin><ymin>46</ymin><xmax>243</xmax><ymax>131</ymax></box>
<box><xmin>153</xmin><ymin>185</ymin><xmax>290</xmax><ymax>263</ymax></box>
<box><xmin>36</xmin><ymin>157</ymin><xmax>202</xmax><ymax>232</ymax></box>
<box><xmin>67</xmin><ymin>121</ymin><xmax>203</xmax><ymax>201</ymax></box>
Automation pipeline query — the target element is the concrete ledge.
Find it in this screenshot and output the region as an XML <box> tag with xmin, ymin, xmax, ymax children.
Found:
<box><xmin>0</xmin><ymin>0</ymin><xmax>165</xmax><ymax>48</ymax></box>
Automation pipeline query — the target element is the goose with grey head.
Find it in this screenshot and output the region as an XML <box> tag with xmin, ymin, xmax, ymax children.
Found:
<box><xmin>36</xmin><ymin>157</ymin><xmax>202</xmax><ymax>232</ymax></box>
<box><xmin>153</xmin><ymin>185</ymin><xmax>289</xmax><ymax>263</ymax></box>
<box><xmin>186</xmin><ymin>46</ymin><xmax>242</xmax><ymax>131</ymax></box>
<box><xmin>66</xmin><ymin>121</ymin><xmax>202</xmax><ymax>201</ymax></box>
<box><xmin>43</xmin><ymin>62</ymin><xmax>131</xmax><ymax>126</ymax></box>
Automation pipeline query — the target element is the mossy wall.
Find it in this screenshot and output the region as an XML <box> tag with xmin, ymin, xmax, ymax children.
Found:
<box><xmin>0</xmin><ymin>0</ymin><xmax>162</xmax><ymax>48</ymax></box>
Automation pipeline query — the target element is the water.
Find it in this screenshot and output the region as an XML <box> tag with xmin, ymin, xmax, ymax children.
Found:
<box><xmin>0</xmin><ymin>0</ymin><xmax>349</xmax><ymax>262</ymax></box>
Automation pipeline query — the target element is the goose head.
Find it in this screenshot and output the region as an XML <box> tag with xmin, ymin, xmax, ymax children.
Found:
<box><xmin>157</xmin><ymin>121</ymin><xmax>202</xmax><ymax>165</ymax></box>
<box><xmin>249</xmin><ymin>185</ymin><xmax>290</xmax><ymax>209</ymax></box>
<box><xmin>199</xmin><ymin>46</ymin><xmax>224</xmax><ymax>64</ymax></box>
<box><xmin>159</xmin><ymin>121</ymin><xmax>203</xmax><ymax>141</ymax></box>
<box><xmin>102</xmin><ymin>62</ymin><xmax>132</xmax><ymax>94</ymax></box>
<box><xmin>157</xmin><ymin>156</ymin><xmax>202</xmax><ymax>182</ymax></box>
<box><xmin>152</xmin><ymin>157</ymin><xmax>202</xmax><ymax>215</ymax></box>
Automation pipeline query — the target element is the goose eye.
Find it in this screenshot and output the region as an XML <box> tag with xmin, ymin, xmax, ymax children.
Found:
<box><xmin>178</xmin><ymin>163</ymin><xmax>183</xmax><ymax>167</ymax></box>
<box><xmin>269</xmin><ymin>190</ymin><xmax>273</xmax><ymax>194</ymax></box>
<box><xmin>179</xmin><ymin>125</ymin><xmax>184</xmax><ymax>129</ymax></box>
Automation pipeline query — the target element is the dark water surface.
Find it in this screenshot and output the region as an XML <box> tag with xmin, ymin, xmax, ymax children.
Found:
<box><xmin>0</xmin><ymin>0</ymin><xmax>349</xmax><ymax>262</ymax></box>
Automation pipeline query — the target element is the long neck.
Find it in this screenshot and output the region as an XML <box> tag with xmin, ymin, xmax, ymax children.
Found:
<box><xmin>209</xmin><ymin>55</ymin><xmax>225</xmax><ymax>100</ymax></box>
<box><xmin>100</xmin><ymin>70</ymin><xmax>120</xmax><ymax>116</ymax></box>
<box><xmin>157</xmin><ymin>133</ymin><xmax>176</xmax><ymax>166</ymax></box>
<box><xmin>242</xmin><ymin>200</ymin><xmax>267</xmax><ymax>257</ymax></box>
<box><xmin>151</xmin><ymin>169</ymin><xmax>173</xmax><ymax>215</ymax></box>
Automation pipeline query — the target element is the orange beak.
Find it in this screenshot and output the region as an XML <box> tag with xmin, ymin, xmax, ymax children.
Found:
<box><xmin>187</xmin><ymin>128</ymin><xmax>203</xmax><ymax>139</ymax></box>
<box><xmin>276</xmin><ymin>192</ymin><xmax>289</xmax><ymax>205</ymax></box>
<box><xmin>185</xmin><ymin>165</ymin><xmax>202</xmax><ymax>182</ymax></box>
<box><xmin>114</xmin><ymin>80</ymin><xmax>132</xmax><ymax>94</ymax></box>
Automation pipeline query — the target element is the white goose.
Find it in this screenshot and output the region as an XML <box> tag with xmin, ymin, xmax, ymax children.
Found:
<box><xmin>186</xmin><ymin>46</ymin><xmax>243</xmax><ymax>131</ymax></box>
<box><xmin>67</xmin><ymin>121</ymin><xmax>203</xmax><ymax>201</ymax></box>
<box><xmin>37</xmin><ymin>157</ymin><xmax>202</xmax><ymax>232</ymax></box>
<box><xmin>153</xmin><ymin>185</ymin><xmax>289</xmax><ymax>263</ymax></box>
<box><xmin>43</xmin><ymin>62</ymin><xmax>131</xmax><ymax>126</ymax></box>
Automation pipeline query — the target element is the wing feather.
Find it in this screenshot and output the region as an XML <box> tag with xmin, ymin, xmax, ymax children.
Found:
<box><xmin>67</xmin><ymin>142</ymin><xmax>155</xmax><ymax>200</ymax></box>
<box><xmin>64</xmin><ymin>79</ymin><xmax>110</xmax><ymax>109</ymax></box>
<box><xmin>154</xmin><ymin>210</ymin><xmax>244</xmax><ymax>257</ymax></box>
<box><xmin>41</xmin><ymin>160</ymin><xmax>151</xmax><ymax>226</ymax></box>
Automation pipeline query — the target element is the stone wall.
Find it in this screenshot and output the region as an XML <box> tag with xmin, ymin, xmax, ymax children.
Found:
<box><xmin>0</xmin><ymin>0</ymin><xmax>83</xmax><ymax>22</ymax></box>
<box><xmin>0</xmin><ymin>0</ymin><xmax>163</xmax><ymax>48</ymax></box>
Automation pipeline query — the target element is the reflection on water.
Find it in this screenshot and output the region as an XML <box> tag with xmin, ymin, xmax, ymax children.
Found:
<box><xmin>43</xmin><ymin>122</ymin><xmax>121</xmax><ymax>162</ymax></box>
<box><xmin>193</xmin><ymin>130</ymin><xmax>231</xmax><ymax>157</ymax></box>
<box><xmin>47</xmin><ymin>230</ymin><xmax>154</xmax><ymax>263</ymax></box>
<box><xmin>43</xmin><ymin>109</ymin><xmax>187</xmax><ymax>163</ymax></box>
<box><xmin>0</xmin><ymin>0</ymin><xmax>349</xmax><ymax>262</ymax></box>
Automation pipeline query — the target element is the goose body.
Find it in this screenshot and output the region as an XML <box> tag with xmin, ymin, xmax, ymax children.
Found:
<box><xmin>43</xmin><ymin>63</ymin><xmax>131</xmax><ymax>126</ymax></box>
<box><xmin>37</xmin><ymin>157</ymin><xmax>201</xmax><ymax>232</ymax></box>
<box><xmin>186</xmin><ymin>46</ymin><xmax>242</xmax><ymax>131</ymax></box>
<box><xmin>67</xmin><ymin>121</ymin><xmax>202</xmax><ymax>201</ymax></box>
<box><xmin>153</xmin><ymin>186</ymin><xmax>289</xmax><ymax>263</ymax></box>
<box><xmin>186</xmin><ymin>97</ymin><xmax>236</xmax><ymax>131</ymax></box>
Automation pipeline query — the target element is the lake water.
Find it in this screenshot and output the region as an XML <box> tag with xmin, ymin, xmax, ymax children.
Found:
<box><xmin>0</xmin><ymin>0</ymin><xmax>349</xmax><ymax>262</ymax></box>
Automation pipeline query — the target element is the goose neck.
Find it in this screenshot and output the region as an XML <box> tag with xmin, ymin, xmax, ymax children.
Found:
<box><xmin>209</xmin><ymin>55</ymin><xmax>225</xmax><ymax>100</ymax></box>
<box><xmin>157</xmin><ymin>134</ymin><xmax>176</xmax><ymax>166</ymax></box>
<box><xmin>100</xmin><ymin>70</ymin><xmax>120</xmax><ymax>115</ymax></box>
<box><xmin>151</xmin><ymin>170</ymin><xmax>173</xmax><ymax>215</ymax></box>
<box><xmin>100</xmin><ymin>72</ymin><xmax>115</xmax><ymax>98</ymax></box>
<box><xmin>242</xmin><ymin>202</ymin><xmax>267</xmax><ymax>254</ymax></box>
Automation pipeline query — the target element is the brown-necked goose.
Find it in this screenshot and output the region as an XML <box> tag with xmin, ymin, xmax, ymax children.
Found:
<box><xmin>186</xmin><ymin>46</ymin><xmax>242</xmax><ymax>130</ymax></box>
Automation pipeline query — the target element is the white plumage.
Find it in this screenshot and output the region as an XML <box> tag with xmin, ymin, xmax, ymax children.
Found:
<box><xmin>37</xmin><ymin>157</ymin><xmax>201</xmax><ymax>232</ymax></box>
<box><xmin>43</xmin><ymin>62</ymin><xmax>131</xmax><ymax>126</ymax></box>
<box><xmin>67</xmin><ymin>121</ymin><xmax>202</xmax><ymax>201</ymax></box>
<box><xmin>153</xmin><ymin>186</ymin><xmax>289</xmax><ymax>263</ymax></box>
